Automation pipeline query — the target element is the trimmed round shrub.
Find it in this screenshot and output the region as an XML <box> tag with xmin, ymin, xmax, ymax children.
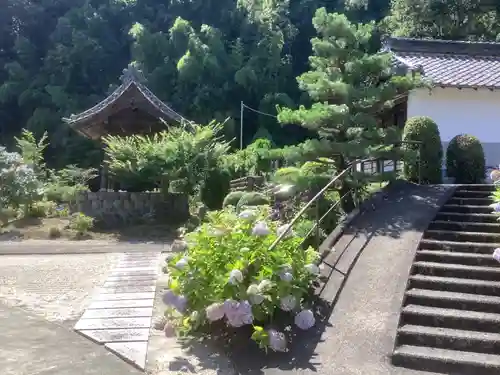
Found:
<box><xmin>222</xmin><ymin>191</ymin><xmax>245</xmax><ymax>208</ymax></box>
<box><xmin>446</xmin><ymin>134</ymin><xmax>485</xmax><ymax>184</ymax></box>
<box><xmin>236</xmin><ymin>192</ymin><xmax>269</xmax><ymax>210</ymax></box>
<box><xmin>402</xmin><ymin>116</ymin><xmax>443</xmax><ymax>184</ymax></box>
<box><xmin>200</xmin><ymin>169</ymin><xmax>231</xmax><ymax>210</ymax></box>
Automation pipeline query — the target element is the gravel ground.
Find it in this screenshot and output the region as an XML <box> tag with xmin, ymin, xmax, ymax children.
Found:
<box><xmin>0</xmin><ymin>253</ymin><xmax>119</xmax><ymax>324</ymax></box>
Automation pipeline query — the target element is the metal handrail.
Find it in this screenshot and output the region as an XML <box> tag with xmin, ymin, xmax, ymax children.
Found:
<box><xmin>267</xmin><ymin>140</ymin><xmax>423</xmax><ymax>253</ymax></box>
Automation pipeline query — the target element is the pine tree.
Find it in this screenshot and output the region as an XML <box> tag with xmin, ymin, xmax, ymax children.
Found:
<box><xmin>277</xmin><ymin>8</ymin><xmax>420</xmax><ymax>207</ymax></box>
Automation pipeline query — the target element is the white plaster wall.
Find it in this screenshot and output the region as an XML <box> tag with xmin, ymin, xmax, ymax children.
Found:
<box><xmin>407</xmin><ymin>87</ymin><xmax>500</xmax><ymax>168</ymax></box>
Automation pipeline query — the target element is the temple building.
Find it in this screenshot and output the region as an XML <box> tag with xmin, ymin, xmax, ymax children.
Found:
<box><xmin>63</xmin><ymin>63</ymin><xmax>189</xmax><ymax>140</ymax></box>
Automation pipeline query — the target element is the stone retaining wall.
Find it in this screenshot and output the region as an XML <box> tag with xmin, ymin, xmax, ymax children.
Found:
<box><xmin>74</xmin><ymin>191</ymin><xmax>189</xmax><ymax>228</ymax></box>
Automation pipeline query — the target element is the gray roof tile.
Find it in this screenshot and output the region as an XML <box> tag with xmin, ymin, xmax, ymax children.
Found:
<box><xmin>387</xmin><ymin>37</ymin><xmax>500</xmax><ymax>88</ymax></box>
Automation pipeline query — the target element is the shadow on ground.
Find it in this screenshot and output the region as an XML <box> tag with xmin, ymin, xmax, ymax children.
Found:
<box><xmin>176</xmin><ymin>183</ymin><xmax>450</xmax><ymax>375</ymax></box>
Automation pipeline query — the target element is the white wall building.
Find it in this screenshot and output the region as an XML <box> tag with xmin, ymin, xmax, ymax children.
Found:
<box><xmin>387</xmin><ymin>37</ymin><xmax>500</xmax><ymax>171</ymax></box>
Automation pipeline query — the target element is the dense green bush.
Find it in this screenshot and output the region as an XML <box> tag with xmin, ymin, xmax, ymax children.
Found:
<box><xmin>402</xmin><ymin>116</ymin><xmax>443</xmax><ymax>184</ymax></box>
<box><xmin>236</xmin><ymin>192</ymin><xmax>270</xmax><ymax>210</ymax></box>
<box><xmin>222</xmin><ymin>191</ymin><xmax>246</xmax><ymax>207</ymax></box>
<box><xmin>446</xmin><ymin>134</ymin><xmax>485</xmax><ymax>184</ymax></box>
<box><xmin>200</xmin><ymin>169</ymin><xmax>231</xmax><ymax>210</ymax></box>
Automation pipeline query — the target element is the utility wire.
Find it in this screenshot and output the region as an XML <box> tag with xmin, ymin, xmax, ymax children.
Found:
<box><xmin>242</xmin><ymin>103</ymin><xmax>278</xmax><ymax>118</ymax></box>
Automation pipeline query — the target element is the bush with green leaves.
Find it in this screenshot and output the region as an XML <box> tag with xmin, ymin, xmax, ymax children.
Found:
<box><xmin>162</xmin><ymin>206</ymin><xmax>321</xmax><ymax>352</ymax></box>
<box><xmin>402</xmin><ymin>116</ymin><xmax>443</xmax><ymax>184</ymax></box>
<box><xmin>69</xmin><ymin>212</ymin><xmax>95</xmax><ymax>234</ymax></box>
<box><xmin>236</xmin><ymin>192</ymin><xmax>269</xmax><ymax>210</ymax></box>
<box><xmin>200</xmin><ymin>168</ymin><xmax>231</xmax><ymax>210</ymax></box>
<box><xmin>222</xmin><ymin>191</ymin><xmax>246</xmax><ymax>208</ymax></box>
<box><xmin>446</xmin><ymin>134</ymin><xmax>485</xmax><ymax>184</ymax></box>
<box><xmin>104</xmin><ymin>121</ymin><xmax>230</xmax><ymax>193</ymax></box>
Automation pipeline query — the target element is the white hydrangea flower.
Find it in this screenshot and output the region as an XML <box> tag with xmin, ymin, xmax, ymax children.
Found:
<box><xmin>165</xmin><ymin>253</ymin><xmax>176</xmax><ymax>262</ymax></box>
<box><xmin>228</xmin><ymin>269</ymin><xmax>244</xmax><ymax>285</ymax></box>
<box><xmin>247</xmin><ymin>284</ymin><xmax>265</xmax><ymax>305</ymax></box>
<box><xmin>294</xmin><ymin>309</ymin><xmax>315</xmax><ymax>330</ymax></box>
<box><xmin>258</xmin><ymin>279</ymin><xmax>273</xmax><ymax>293</ymax></box>
<box><xmin>277</xmin><ymin>224</ymin><xmax>294</xmax><ymax>239</ymax></box>
<box><xmin>490</xmin><ymin>202</ymin><xmax>500</xmax><ymax>212</ymax></box>
<box><xmin>171</xmin><ymin>240</ymin><xmax>188</xmax><ymax>252</ymax></box>
<box><xmin>206</xmin><ymin>302</ymin><xmax>225</xmax><ymax>322</ymax></box>
<box><xmin>175</xmin><ymin>258</ymin><xmax>188</xmax><ymax>269</ymax></box>
<box><xmin>268</xmin><ymin>329</ymin><xmax>287</xmax><ymax>352</ymax></box>
<box><xmin>239</xmin><ymin>209</ymin><xmax>256</xmax><ymax>220</ymax></box>
<box><xmin>280</xmin><ymin>272</ymin><xmax>293</xmax><ymax>282</ymax></box>
<box><xmin>304</xmin><ymin>263</ymin><xmax>320</xmax><ymax>275</ymax></box>
<box><xmin>493</xmin><ymin>248</ymin><xmax>500</xmax><ymax>263</ymax></box>
<box><xmin>279</xmin><ymin>295</ymin><xmax>297</xmax><ymax>312</ymax></box>
<box><xmin>252</xmin><ymin>221</ymin><xmax>270</xmax><ymax>236</ymax></box>
<box><xmin>240</xmin><ymin>247</ymin><xmax>250</xmax><ymax>253</ymax></box>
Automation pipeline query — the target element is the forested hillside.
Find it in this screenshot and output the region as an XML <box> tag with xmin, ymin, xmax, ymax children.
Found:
<box><xmin>1</xmin><ymin>0</ymin><xmax>500</xmax><ymax>168</ymax></box>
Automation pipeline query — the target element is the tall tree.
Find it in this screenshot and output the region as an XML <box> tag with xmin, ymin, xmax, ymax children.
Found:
<box><xmin>277</xmin><ymin>8</ymin><xmax>419</xmax><ymax>207</ymax></box>
<box><xmin>384</xmin><ymin>0</ymin><xmax>500</xmax><ymax>41</ymax></box>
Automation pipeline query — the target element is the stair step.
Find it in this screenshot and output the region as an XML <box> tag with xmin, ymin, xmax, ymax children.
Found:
<box><xmin>428</xmin><ymin>220</ymin><xmax>500</xmax><ymax>233</ymax></box>
<box><xmin>397</xmin><ymin>324</ymin><xmax>500</xmax><ymax>355</ymax></box>
<box><xmin>456</xmin><ymin>184</ymin><xmax>496</xmax><ymax>192</ymax></box>
<box><xmin>401</xmin><ymin>304</ymin><xmax>500</xmax><ymax>332</ymax></box>
<box><xmin>392</xmin><ymin>345</ymin><xmax>500</xmax><ymax>374</ymax></box>
<box><xmin>419</xmin><ymin>239</ymin><xmax>500</xmax><ymax>253</ymax></box>
<box><xmin>424</xmin><ymin>229</ymin><xmax>500</xmax><ymax>243</ymax></box>
<box><xmin>416</xmin><ymin>250</ymin><xmax>498</xmax><ymax>266</ymax></box>
<box><xmin>435</xmin><ymin>212</ymin><xmax>499</xmax><ymax>223</ymax></box>
<box><xmin>449</xmin><ymin>197</ymin><xmax>492</xmax><ymax>206</ymax></box>
<box><xmin>405</xmin><ymin>288</ymin><xmax>500</xmax><ymax>313</ymax></box>
<box><xmin>409</xmin><ymin>274</ymin><xmax>500</xmax><ymax>296</ymax></box>
<box><xmin>442</xmin><ymin>204</ymin><xmax>494</xmax><ymax>214</ymax></box>
<box><xmin>454</xmin><ymin>190</ymin><xmax>494</xmax><ymax>198</ymax></box>
<box><xmin>413</xmin><ymin>261</ymin><xmax>500</xmax><ymax>281</ymax></box>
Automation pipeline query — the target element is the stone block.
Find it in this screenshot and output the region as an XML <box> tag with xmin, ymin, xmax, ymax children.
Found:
<box><xmin>80</xmin><ymin>307</ymin><xmax>153</xmax><ymax>319</ymax></box>
<box><xmin>105</xmin><ymin>341</ymin><xmax>148</xmax><ymax>370</ymax></box>
<box><xmin>78</xmin><ymin>328</ymin><xmax>150</xmax><ymax>344</ymax></box>
<box><xmin>94</xmin><ymin>292</ymin><xmax>155</xmax><ymax>301</ymax></box>
<box><xmin>88</xmin><ymin>299</ymin><xmax>154</xmax><ymax>309</ymax></box>
<box><xmin>74</xmin><ymin>316</ymin><xmax>152</xmax><ymax>330</ymax></box>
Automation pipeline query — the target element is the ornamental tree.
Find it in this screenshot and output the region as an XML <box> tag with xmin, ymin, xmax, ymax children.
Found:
<box><xmin>277</xmin><ymin>8</ymin><xmax>421</xmax><ymax>207</ymax></box>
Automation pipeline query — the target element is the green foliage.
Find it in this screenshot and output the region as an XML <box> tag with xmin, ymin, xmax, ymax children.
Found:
<box><xmin>384</xmin><ymin>0</ymin><xmax>500</xmax><ymax>41</ymax></box>
<box><xmin>27</xmin><ymin>200</ymin><xmax>57</xmax><ymax>218</ymax></box>
<box><xmin>402</xmin><ymin>116</ymin><xmax>443</xmax><ymax>184</ymax></box>
<box><xmin>163</xmin><ymin>206</ymin><xmax>321</xmax><ymax>351</ymax></box>
<box><xmin>69</xmin><ymin>212</ymin><xmax>94</xmax><ymax>234</ymax></box>
<box><xmin>200</xmin><ymin>168</ymin><xmax>231</xmax><ymax>210</ymax></box>
<box><xmin>446</xmin><ymin>134</ymin><xmax>485</xmax><ymax>184</ymax></box>
<box><xmin>0</xmin><ymin>147</ymin><xmax>43</xmax><ymax>209</ymax></box>
<box><xmin>273</xmin><ymin>161</ymin><xmax>333</xmax><ymax>192</ymax></box>
<box><xmin>277</xmin><ymin>9</ymin><xmax>420</xmax><ymax>206</ymax></box>
<box><xmin>14</xmin><ymin>129</ymin><xmax>48</xmax><ymax>177</ymax></box>
<box><xmin>222</xmin><ymin>191</ymin><xmax>246</xmax><ymax>208</ymax></box>
<box><xmin>104</xmin><ymin>122</ymin><xmax>230</xmax><ymax>193</ymax></box>
<box><xmin>236</xmin><ymin>192</ymin><xmax>270</xmax><ymax>210</ymax></box>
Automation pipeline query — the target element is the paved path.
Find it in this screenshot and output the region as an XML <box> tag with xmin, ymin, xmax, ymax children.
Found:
<box><xmin>0</xmin><ymin>302</ymin><xmax>141</xmax><ymax>375</ymax></box>
<box><xmin>74</xmin><ymin>252</ymin><xmax>163</xmax><ymax>370</ymax></box>
<box><xmin>0</xmin><ymin>242</ymin><xmax>167</xmax><ymax>373</ymax></box>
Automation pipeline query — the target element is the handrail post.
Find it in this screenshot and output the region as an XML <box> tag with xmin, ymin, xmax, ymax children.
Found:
<box><xmin>315</xmin><ymin>198</ymin><xmax>320</xmax><ymax>250</ymax></box>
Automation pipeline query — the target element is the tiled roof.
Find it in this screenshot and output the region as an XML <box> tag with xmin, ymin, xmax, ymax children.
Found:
<box><xmin>385</xmin><ymin>37</ymin><xmax>500</xmax><ymax>89</ymax></box>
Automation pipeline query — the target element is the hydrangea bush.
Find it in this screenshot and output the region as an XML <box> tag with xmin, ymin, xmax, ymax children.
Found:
<box><xmin>0</xmin><ymin>147</ymin><xmax>43</xmax><ymax>208</ymax></box>
<box><xmin>163</xmin><ymin>205</ymin><xmax>321</xmax><ymax>352</ymax></box>
<box><xmin>489</xmin><ymin>187</ymin><xmax>500</xmax><ymax>263</ymax></box>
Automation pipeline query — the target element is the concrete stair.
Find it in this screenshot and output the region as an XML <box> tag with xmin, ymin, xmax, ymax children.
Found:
<box><xmin>392</xmin><ymin>184</ymin><xmax>500</xmax><ymax>374</ymax></box>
